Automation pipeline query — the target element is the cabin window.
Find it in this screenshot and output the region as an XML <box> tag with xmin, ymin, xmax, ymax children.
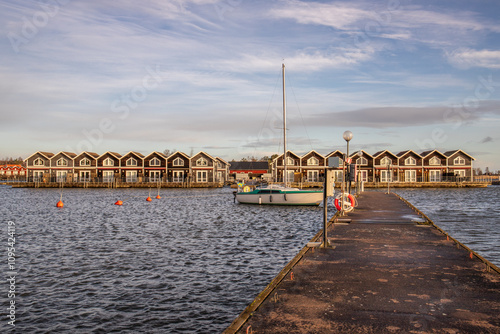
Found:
<box><xmin>173</xmin><ymin>157</ymin><xmax>184</xmax><ymax>166</ymax></box>
<box><xmin>80</xmin><ymin>158</ymin><xmax>91</xmax><ymax>166</ymax></box>
<box><xmin>34</xmin><ymin>158</ymin><xmax>44</xmax><ymax>166</ymax></box>
<box><xmin>217</xmin><ymin>162</ymin><xmax>222</xmax><ymax>169</ymax></box>
<box><xmin>405</xmin><ymin>157</ymin><xmax>416</xmax><ymax>165</ymax></box>
<box><xmin>356</xmin><ymin>157</ymin><xmax>368</xmax><ymax>165</ymax></box>
<box><xmin>286</xmin><ymin>157</ymin><xmax>294</xmax><ymax>166</ymax></box>
<box><xmin>196</xmin><ymin>158</ymin><xmax>208</xmax><ymax>166</ymax></box>
<box><xmin>103</xmin><ymin>158</ymin><xmax>114</xmax><ymax>166</ymax></box>
<box><xmin>380</xmin><ymin>157</ymin><xmax>391</xmax><ymax>166</ymax></box>
<box><xmin>150</xmin><ymin>158</ymin><xmax>161</xmax><ymax>166</ymax></box>
<box><xmin>126</xmin><ymin>158</ymin><xmax>137</xmax><ymax>166</ymax></box>
<box><xmin>57</xmin><ymin>158</ymin><xmax>68</xmax><ymax>166</ymax></box>
<box><xmin>429</xmin><ymin>156</ymin><xmax>441</xmax><ymax>165</ymax></box>
<box><xmin>454</xmin><ymin>156</ymin><xmax>465</xmax><ymax>165</ymax></box>
<box><xmin>307</xmin><ymin>157</ymin><xmax>319</xmax><ymax>166</ymax></box>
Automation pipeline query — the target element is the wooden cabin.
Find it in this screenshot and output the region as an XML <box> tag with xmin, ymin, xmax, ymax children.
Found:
<box><xmin>167</xmin><ymin>151</ymin><xmax>190</xmax><ymax>182</ymax></box>
<box><xmin>144</xmin><ymin>151</ymin><xmax>168</xmax><ymax>182</ymax></box>
<box><xmin>73</xmin><ymin>152</ymin><xmax>99</xmax><ymax>182</ymax></box>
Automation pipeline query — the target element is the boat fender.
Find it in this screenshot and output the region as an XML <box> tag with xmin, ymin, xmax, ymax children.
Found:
<box><xmin>259</xmin><ymin>196</ymin><xmax>262</xmax><ymax>205</ymax></box>
<box><xmin>270</xmin><ymin>195</ymin><xmax>272</xmax><ymax>203</ymax></box>
<box><xmin>284</xmin><ymin>193</ymin><xmax>287</xmax><ymax>201</ymax></box>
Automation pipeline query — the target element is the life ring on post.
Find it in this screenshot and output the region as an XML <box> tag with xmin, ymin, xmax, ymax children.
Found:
<box><xmin>334</xmin><ymin>193</ymin><xmax>355</xmax><ymax>211</ymax></box>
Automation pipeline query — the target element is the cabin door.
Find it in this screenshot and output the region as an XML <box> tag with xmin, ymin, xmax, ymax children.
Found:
<box><xmin>307</xmin><ymin>170</ymin><xmax>319</xmax><ymax>182</ymax></box>
<box><xmin>429</xmin><ymin>170</ymin><xmax>441</xmax><ymax>182</ymax></box>
<box><xmin>380</xmin><ymin>170</ymin><xmax>392</xmax><ymax>182</ymax></box>
<box><xmin>56</xmin><ymin>171</ymin><xmax>67</xmax><ymax>182</ymax></box>
<box><xmin>150</xmin><ymin>171</ymin><xmax>161</xmax><ymax>182</ymax></box>
<box><xmin>359</xmin><ymin>170</ymin><xmax>368</xmax><ymax>182</ymax></box>
<box><xmin>126</xmin><ymin>171</ymin><xmax>137</xmax><ymax>182</ymax></box>
<box><xmin>196</xmin><ymin>171</ymin><xmax>208</xmax><ymax>182</ymax></box>
<box><xmin>33</xmin><ymin>171</ymin><xmax>44</xmax><ymax>181</ymax></box>
<box><xmin>80</xmin><ymin>171</ymin><xmax>91</xmax><ymax>182</ymax></box>
<box><xmin>103</xmin><ymin>171</ymin><xmax>114</xmax><ymax>182</ymax></box>
<box><xmin>173</xmin><ymin>171</ymin><xmax>184</xmax><ymax>182</ymax></box>
<box><xmin>405</xmin><ymin>170</ymin><xmax>416</xmax><ymax>182</ymax></box>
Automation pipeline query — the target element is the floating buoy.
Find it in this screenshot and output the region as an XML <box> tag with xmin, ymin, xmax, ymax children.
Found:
<box><xmin>156</xmin><ymin>195</ymin><xmax>161</xmax><ymax>199</ymax></box>
<box><xmin>115</xmin><ymin>200</ymin><xmax>123</xmax><ymax>206</ymax></box>
<box><xmin>146</xmin><ymin>196</ymin><xmax>152</xmax><ymax>202</ymax></box>
<box><xmin>56</xmin><ymin>200</ymin><xmax>64</xmax><ymax>208</ymax></box>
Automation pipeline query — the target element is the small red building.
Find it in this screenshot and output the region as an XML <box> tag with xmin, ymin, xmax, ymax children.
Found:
<box><xmin>0</xmin><ymin>164</ymin><xmax>27</xmax><ymax>178</ymax></box>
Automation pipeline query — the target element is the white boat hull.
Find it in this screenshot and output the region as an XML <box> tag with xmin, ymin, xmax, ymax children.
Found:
<box><xmin>236</xmin><ymin>190</ymin><xmax>323</xmax><ymax>206</ymax></box>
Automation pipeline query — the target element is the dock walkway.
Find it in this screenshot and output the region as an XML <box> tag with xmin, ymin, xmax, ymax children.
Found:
<box><xmin>226</xmin><ymin>191</ymin><xmax>500</xmax><ymax>333</ymax></box>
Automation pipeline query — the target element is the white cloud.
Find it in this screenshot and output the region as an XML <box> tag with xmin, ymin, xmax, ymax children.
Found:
<box><xmin>447</xmin><ymin>48</ymin><xmax>500</xmax><ymax>69</ymax></box>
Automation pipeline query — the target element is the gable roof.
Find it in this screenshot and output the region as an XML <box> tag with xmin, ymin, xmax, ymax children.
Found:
<box><xmin>324</xmin><ymin>150</ymin><xmax>344</xmax><ymax>157</ymax></box>
<box><xmin>420</xmin><ymin>149</ymin><xmax>447</xmax><ymax>158</ymax></box>
<box><xmin>24</xmin><ymin>151</ymin><xmax>54</xmax><ymax>162</ymax></box>
<box><xmin>372</xmin><ymin>150</ymin><xmax>398</xmax><ymax>159</ymax></box>
<box><xmin>396</xmin><ymin>150</ymin><xmax>422</xmax><ymax>158</ymax></box>
<box><xmin>301</xmin><ymin>150</ymin><xmax>325</xmax><ymax>159</ymax></box>
<box><xmin>75</xmin><ymin>151</ymin><xmax>99</xmax><ymax>159</ymax></box>
<box><xmin>168</xmin><ymin>151</ymin><xmax>190</xmax><ymax>160</ymax></box>
<box><xmin>349</xmin><ymin>150</ymin><xmax>373</xmax><ymax>159</ymax></box>
<box><xmin>144</xmin><ymin>151</ymin><xmax>168</xmax><ymax>160</ymax></box>
<box><xmin>443</xmin><ymin>149</ymin><xmax>475</xmax><ymax>160</ymax></box>
<box><xmin>121</xmin><ymin>151</ymin><xmax>145</xmax><ymax>159</ymax></box>
<box><xmin>98</xmin><ymin>151</ymin><xmax>122</xmax><ymax>159</ymax></box>
<box><xmin>191</xmin><ymin>151</ymin><xmax>216</xmax><ymax>161</ymax></box>
<box><xmin>52</xmin><ymin>151</ymin><xmax>77</xmax><ymax>160</ymax></box>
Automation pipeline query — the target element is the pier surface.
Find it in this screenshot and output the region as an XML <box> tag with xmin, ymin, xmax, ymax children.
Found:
<box><xmin>227</xmin><ymin>191</ymin><xmax>500</xmax><ymax>333</ymax></box>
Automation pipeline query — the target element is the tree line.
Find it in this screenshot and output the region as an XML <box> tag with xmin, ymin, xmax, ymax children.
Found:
<box><xmin>1</xmin><ymin>157</ymin><xmax>24</xmax><ymax>165</ymax></box>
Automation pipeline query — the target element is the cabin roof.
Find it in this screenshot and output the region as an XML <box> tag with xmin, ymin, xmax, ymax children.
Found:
<box><xmin>443</xmin><ymin>149</ymin><xmax>475</xmax><ymax>160</ymax></box>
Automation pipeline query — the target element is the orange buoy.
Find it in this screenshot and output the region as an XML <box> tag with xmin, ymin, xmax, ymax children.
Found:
<box><xmin>156</xmin><ymin>195</ymin><xmax>161</xmax><ymax>199</ymax></box>
<box><xmin>115</xmin><ymin>200</ymin><xmax>123</xmax><ymax>206</ymax></box>
<box><xmin>56</xmin><ymin>200</ymin><xmax>64</xmax><ymax>208</ymax></box>
<box><xmin>146</xmin><ymin>196</ymin><xmax>152</xmax><ymax>202</ymax></box>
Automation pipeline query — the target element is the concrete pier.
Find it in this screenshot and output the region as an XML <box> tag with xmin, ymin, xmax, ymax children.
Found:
<box><xmin>225</xmin><ymin>191</ymin><xmax>500</xmax><ymax>333</ymax></box>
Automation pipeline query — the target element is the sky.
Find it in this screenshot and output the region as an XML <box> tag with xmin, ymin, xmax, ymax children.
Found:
<box><xmin>1</xmin><ymin>0</ymin><xmax>500</xmax><ymax>170</ymax></box>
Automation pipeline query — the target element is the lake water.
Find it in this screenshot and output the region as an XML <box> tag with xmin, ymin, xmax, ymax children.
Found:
<box><xmin>1</xmin><ymin>185</ymin><xmax>498</xmax><ymax>333</ymax></box>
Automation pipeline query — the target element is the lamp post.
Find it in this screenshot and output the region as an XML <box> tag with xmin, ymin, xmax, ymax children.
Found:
<box><xmin>343</xmin><ymin>131</ymin><xmax>353</xmax><ymax>195</ymax></box>
<box><xmin>341</xmin><ymin>131</ymin><xmax>353</xmax><ymax>215</ymax></box>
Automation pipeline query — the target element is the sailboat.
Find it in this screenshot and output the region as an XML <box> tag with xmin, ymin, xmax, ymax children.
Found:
<box><xmin>235</xmin><ymin>64</ymin><xmax>324</xmax><ymax>206</ymax></box>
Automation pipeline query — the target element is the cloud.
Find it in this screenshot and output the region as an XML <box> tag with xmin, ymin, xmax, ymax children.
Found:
<box><xmin>446</xmin><ymin>48</ymin><xmax>500</xmax><ymax>69</ymax></box>
<box><xmin>480</xmin><ymin>136</ymin><xmax>494</xmax><ymax>143</ymax></box>
<box><xmin>306</xmin><ymin>101</ymin><xmax>500</xmax><ymax>129</ymax></box>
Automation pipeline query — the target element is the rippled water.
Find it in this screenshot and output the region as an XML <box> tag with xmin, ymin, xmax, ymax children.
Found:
<box><xmin>394</xmin><ymin>186</ymin><xmax>500</xmax><ymax>267</ymax></box>
<box><xmin>2</xmin><ymin>185</ymin><xmax>498</xmax><ymax>333</ymax></box>
<box><xmin>0</xmin><ymin>186</ymin><xmax>328</xmax><ymax>333</ymax></box>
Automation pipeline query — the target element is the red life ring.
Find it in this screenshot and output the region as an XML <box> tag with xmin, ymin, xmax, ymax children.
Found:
<box><xmin>334</xmin><ymin>194</ymin><xmax>355</xmax><ymax>211</ymax></box>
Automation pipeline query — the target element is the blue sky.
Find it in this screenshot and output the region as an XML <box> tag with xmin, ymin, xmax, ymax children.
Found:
<box><xmin>1</xmin><ymin>0</ymin><xmax>500</xmax><ymax>170</ymax></box>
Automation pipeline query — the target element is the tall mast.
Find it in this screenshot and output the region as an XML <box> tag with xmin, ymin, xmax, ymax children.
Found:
<box><xmin>282</xmin><ymin>63</ymin><xmax>287</xmax><ymax>188</ymax></box>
